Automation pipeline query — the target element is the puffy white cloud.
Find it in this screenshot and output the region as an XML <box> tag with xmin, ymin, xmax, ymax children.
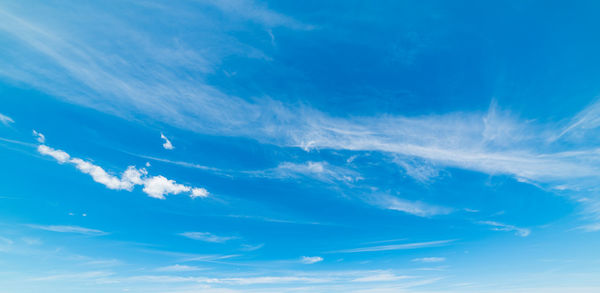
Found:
<box><xmin>37</xmin><ymin>145</ymin><xmax>70</xmax><ymax>163</ymax></box>
<box><xmin>0</xmin><ymin>113</ymin><xmax>13</xmax><ymax>125</ymax></box>
<box><xmin>32</xmin><ymin>130</ymin><xmax>45</xmax><ymax>143</ymax></box>
<box><xmin>160</xmin><ymin>133</ymin><xmax>174</xmax><ymax>150</ymax></box>
<box><xmin>191</xmin><ymin>187</ymin><xmax>209</xmax><ymax>198</ymax></box>
<box><xmin>300</xmin><ymin>256</ymin><xmax>323</xmax><ymax>264</ymax></box>
<box><xmin>143</xmin><ymin>175</ymin><xmax>190</xmax><ymax>199</ymax></box>
<box><xmin>36</xmin><ymin>141</ymin><xmax>207</xmax><ymax>199</ymax></box>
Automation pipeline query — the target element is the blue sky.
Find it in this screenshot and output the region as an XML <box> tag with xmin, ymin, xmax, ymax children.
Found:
<box><xmin>1</xmin><ymin>0</ymin><xmax>600</xmax><ymax>292</ymax></box>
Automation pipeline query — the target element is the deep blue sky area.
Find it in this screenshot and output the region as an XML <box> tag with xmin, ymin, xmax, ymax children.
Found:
<box><xmin>1</xmin><ymin>1</ymin><xmax>600</xmax><ymax>292</ymax></box>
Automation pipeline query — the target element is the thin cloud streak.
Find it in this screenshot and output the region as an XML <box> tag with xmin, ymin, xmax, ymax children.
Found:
<box><xmin>330</xmin><ymin>239</ymin><xmax>455</xmax><ymax>253</ymax></box>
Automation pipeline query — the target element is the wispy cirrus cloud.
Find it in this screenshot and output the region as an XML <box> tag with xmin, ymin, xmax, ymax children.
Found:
<box><xmin>0</xmin><ymin>113</ymin><xmax>14</xmax><ymax>125</ymax></box>
<box><xmin>369</xmin><ymin>194</ymin><xmax>453</xmax><ymax>217</ymax></box>
<box><xmin>331</xmin><ymin>239</ymin><xmax>455</xmax><ymax>253</ymax></box>
<box><xmin>479</xmin><ymin>221</ymin><xmax>531</xmax><ymax>237</ymax></box>
<box><xmin>27</xmin><ymin>225</ymin><xmax>107</xmax><ymax>236</ymax></box>
<box><xmin>412</xmin><ymin>257</ymin><xmax>446</xmax><ymax>263</ymax></box>
<box><xmin>300</xmin><ymin>256</ymin><xmax>323</xmax><ymax>264</ymax></box>
<box><xmin>179</xmin><ymin>232</ymin><xmax>238</xmax><ymax>243</ymax></box>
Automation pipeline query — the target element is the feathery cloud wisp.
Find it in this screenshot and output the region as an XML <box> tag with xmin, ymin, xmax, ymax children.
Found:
<box><xmin>0</xmin><ymin>113</ymin><xmax>14</xmax><ymax>125</ymax></box>
<box><xmin>300</xmin><ymin>256</ymin><xmax>323</xmax><ymax>264</ymax></box>
<box><xmin>179</xmin><ymin>232</ymin><xmax>237</xmax><ymax>243</ymax></box>
<box><xmin>28</xmin><ymin>225</ymin><xmax>107</xmax><ymax>236</ymax></box>
<box><xmin>479</xmin><ymin>221</ymin><xmax>531</xmax><ymax>237</ymax></box>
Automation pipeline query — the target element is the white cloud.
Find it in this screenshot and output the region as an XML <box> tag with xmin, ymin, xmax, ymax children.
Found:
<box><xmin>143</xmin><ymin>175</ymin><xmax>190</xmax><ymax>199</ymax></box>
<box><xmin>351</xmin><ymin>272</ymin><xmax>411</xmax><ymax>283</ymax></box>
<box><xmin>479</xmin><ymin>221</ymin><xmax>531</xmax><ymax>237</ymax></box>
<box><xmin>161</xmin><ymin>133</ymin><xmax>174</xmax><ymax>150</ymax></box>
<box><xmin>28</xmin><ymin>224</ymin><xmax>107</xmax><ymax>236</ymax></box>
<box><xmin>332</xmin><ymin>239</ymin><xmax>454</xmax><ymax>253</ymax></box>
<box><xmin>262</xmin><ymin>161</ymin><xmax>361</xmax><ymax>183</ymax></box>
<box><xmin>37</xmin><ymin>145</ymin><xmax>70</xmax><ymax>163</ymax></box>
<box><xmin>155</xmin><ymin>264</ymin><xmax>203</xmax><ymax>272</ymax></box>
<box><xmin>191</xmin><ymin>187</ymin><xmax>209</xmax><ymax>198</ymax></box>
<box><xmin>0</xmin><ymin>113</ymin><xmax>14</xmax><ymax>125</ymax></box>
<box><xmin>179</xmin><ymin>232</ymin><xmax>237</xmax><ymax>243</ymax></box>
<box><xmin>412</xmin><ymin>257</ymin><xmax>446</xmax><ymax>263</ymax></box>
<box><xmin>199</xmin><ymin>0</ymin><xmax>313</xmax><ymax>30</ymax></box>
<box><xmin>36</xmin><ymin>142</ymin><xmax>207</xmax><ymax>199</ymax></box>
<box><xmin>32</xmin><ymin>129</ymin><xmax>45</xmax><ymax>143</ymax></box>
<box><xmin>371</xmin><ymin>194</ymin><xmax>452</xmax><ymax>217</ymax></box>
<box><xmin>300</xmin><ymin>256</ymin><xmax>323</xmax><ymax>264</ymax></box>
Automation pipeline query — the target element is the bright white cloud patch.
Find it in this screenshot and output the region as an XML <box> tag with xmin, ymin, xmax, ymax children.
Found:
<box><xmin>179</xmin><ymin>232</ymin><xmax>237</xmax><ymax>243</ymax></box>
<box><xmin>32</xmin><ymin>130</ymin><xmax>45</xmax><ymax>143</ymax></box>
<box><xmin>479</xmin><ymin>221</ymin><xmax>531</xmax><ymax>237</ymax></box>
<box><xmin>36</xmin><ymin>141</ymin><xmax>207</xmax><ymax>200</ymax></box>
<box><xmin>160</xmin><ymin>133</ymin><xmax>174</xmax><ymax>150</ymax></box>
<box><xmin>0</xmin><ymin>113</ymin><xmax>14</xmax><ymax>125</ymax></box>
<box><xmin>300</xmin><ymin>256</ymin><xmax>323</xmax><ymax>264</ymax></box>
<box><xmin>37</xmin><ymin>145</ymin><xmax>70</xmax><ymax>163</ymax></box>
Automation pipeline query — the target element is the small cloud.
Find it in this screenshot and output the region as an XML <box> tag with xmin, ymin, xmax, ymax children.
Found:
<box><xmin>371</xmin><ymin>194</ymin><xmax>452</xmax><ymax>217</ymax></box>
<box><xmin>240</xmin><ymin>243</ymin><xmax>264</xmax><ymax>251</ymax></box>
<box><xmin>160</xmin><ymin>133</ymin><xmax>174</xmax><ymax>150</ymax></box>
<box><xmin>464</xmin><ymin>208</ymin><xmax>479</xmax><ymax>213</ymax></box>
<box><xmin>36</xmin><ymin>138</ymin><xmax>208</xmax><ymax>199</ymax></box>
<box><xmin>0</xmin><ymin>113</ymin><xmax>14</xmax><ymax>125</ymax></box>
<box><xmin>32</xmin><ymin>130</ymin><xmax>45</xmax><ymax>143</ymax></box>
<box><xmin>479</xmin><ymin>221</ymin><xmax>530</xmax><ymax>237</ymax></box>
<box><xmin>145</xmin><ymin>162</ymin><xmax>151</xmax><ymax>167</ymax></box>
<box><xmin>28</xmin><ymin>224</ymin><xmax>107</xmax><ymax>236</ymax></box>
<box><xmin>190</xmin><ymin>187</ymin><xmax>209</xmax><ymax>198</ymax></box>
<box><xmin>179</xmin><ymin>232</ymin><xmax>237</xmax><ymax>243</ymax></box>
<box><xmin>300</xmin><ymin>256</ymin><xmax>323</xmax><ymax>264</ymax></box>
<box><xmin>155</xmin><ymin>264</ymin><xmax>203</xmax><ymax>272</ymax></box>
<box><xmin>332</xmin><ymin>239</ymin><xmax>455</xmax><ymax>253</ymax></box>
<box><xmin>412</xmin><ymin>257</ymin><xmax>446</xmax><ymax>263</ymax></box>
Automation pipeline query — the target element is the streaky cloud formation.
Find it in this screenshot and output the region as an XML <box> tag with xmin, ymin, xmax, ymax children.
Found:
<box><xmin>331</xmin><ymin>239</ymin><xmax>455</xmax><ymax>253</ymax></box>
<box><xmin>0</xmin><ymin>112</ymin><xmax>14</xmax><ymax>125</ymax></box>
<box><xmin>300</xmin><ymin>256</ymin><xmax>323</xmax><ymax>264</ymax></box>
<box><xmin>27</xmin><ymin>225</ymin><xmax>107</xmax><ymax>236</ymax></box>
<box><xmin>35</xmin><ymin>135</ymin><xmax>208</xmax><ymax>199</ymax></box>
<box><xmin>479</xmin><ymin>221</ymin><xmax>531</xmax><ymax>237</ymax></box>
<box><xmin>179</xmin><ymin>232</ymin><xmax>238</xmax><ymax>243</ymax></box>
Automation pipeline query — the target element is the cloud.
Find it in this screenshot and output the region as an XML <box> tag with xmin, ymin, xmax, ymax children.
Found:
<box><xmin>143</xmin><ymin>175</ymin><xmax>191</xmax><ymax>199</ymax></box>
<box><xmin>0</xmin><ymin>113</ymin><xmax>14</xmax><ymax>125</ymax></box>
<box><xmin>161</xmin><ymin>133</ymin><xmax>174</xmax><ymax>150</ymax></box>
<box><xmin>37</xmin><ymin>145</ymin><xmax>70</xmax><ymax>163</ymax></box>
<box><xmin>479</xmin><ymin>221</ymin><xmax>531</xmax><ymax>237</ymax></box>
<box><xmin>331</xmin><ymin>239</ymin><xmax>455</xmax><ymax>253</ymax></box>
<box><xmin>179</xmin><ymin>232</ymin><xmax>237</xmax><ymax>243</ymax></box>
<box><xmin>155</xmin><ymin>264</ymin><xmax>204</xmax><ymax>272</ymax></box>
<box><xmin>261</xmin><ymin>161</ymin><xmax>361</xmax><ymax>183</ymax></box>
<box><xmin>36</xmin><ymin>142</ymin><xmax>207</xmax><ymax>199</ymax></box>
<box><xmin>199</xmin><ymin>0</ymin><xmax>313</xmax><ymax>30</ymax></box>
<box><xmin>370</xmin><ymin>194</ymin><xmax>452</xmax><ymax>217</ymax></box>
<box><xmin>28</xmin><ymin>225</ymin><xmax>107</xmax><ymax>236</ymax></box>
<box><xmin>412</xmin><ymin>257</ymin><xmax>446</xmax><ymax>263</ymax></box>
<box><xmin>300</xmin><ymin>256</ymin><xmax>323</xmax><ymax>264</ymax></box>
<box><xmin>351</xmin><ymin>272</ymin><xmax>411</xmax><ymax>283</ymax></box>
<box><xmin>32</xmin><ymin>130</ymin><xmax>45</xmax><ymax>143</ymax></box>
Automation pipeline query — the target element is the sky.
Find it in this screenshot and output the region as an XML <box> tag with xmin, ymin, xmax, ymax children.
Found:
<box><xmin>1</xmin><ymin>0</ymin><xmax>600</xmax><ymax>292</ymax></box>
